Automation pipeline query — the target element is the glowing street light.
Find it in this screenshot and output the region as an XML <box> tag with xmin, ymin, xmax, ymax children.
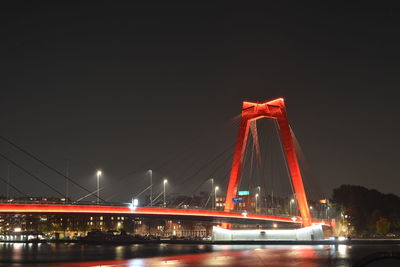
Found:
<box><xmin>129</xmin><ymin>198</ymin><xmax>139</xmax><ymax>210</ymax></box>
<box><xmin>210</xmin><ymin>178</ymin><xmax>214</xmax><ymax>209</ymax></box>
<box><xmin>255</xmin><ymin>193</ymin><xmax>259</xmax><ymax>213</ymax></box>
<box><xmin>290</xmin><ymin>198</ymin><xmax>295</xmax><ymax>215</ymax></box>
<box><xmin>163</xmin><ymin>178</ymin><xmax>168</xmax><ymax>208</ymax></box>
<box><xmin>96</xmin><ymin>170</ymin><xmax>102</xmax><ymax>204</ymax></box>
<box><xmin>214</xmin><ymin>186</ymin><xmax>219</xmax><ymax>210</ymax></box>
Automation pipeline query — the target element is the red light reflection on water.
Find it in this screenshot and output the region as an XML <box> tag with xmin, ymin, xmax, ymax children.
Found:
<box><xmin>55</xmin><ymin>246</ymin><xmax>329</xmax><ymax>267</ymax></box>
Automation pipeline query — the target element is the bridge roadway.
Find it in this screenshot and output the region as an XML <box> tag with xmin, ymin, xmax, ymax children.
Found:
<box><xmin>0</xmin><ymin>203</ymin><xmax>330</xmax><ymax>227</ymax></box>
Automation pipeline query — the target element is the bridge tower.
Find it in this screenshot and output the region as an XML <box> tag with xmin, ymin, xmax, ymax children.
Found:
<box><xmin>224</xmin><ymin>98</ymin><xmax>312</xmax><ymax>226</ymax></box>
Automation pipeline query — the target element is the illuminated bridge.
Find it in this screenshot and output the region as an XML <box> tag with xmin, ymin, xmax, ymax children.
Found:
<box><xmin>0</xmin><ymin>98</ymin><xmax>332</xmax><ymax>240</ymax></box>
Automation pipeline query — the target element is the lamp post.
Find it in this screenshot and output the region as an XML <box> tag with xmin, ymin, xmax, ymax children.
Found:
<box><xmin>257</xmin><ymin>186</ymin><xmax>261</xmax><ymax>211</ymax></box>
<box><xmin>289</xmin><ymin>198</ymin><xmax>295</xmax><ymax>215</ymax></box>
<box><xmin>65</xmin><ymin>159</ymin><xmax>70</xmax><ymax>203</ymax></box>
<box><xmin>214</xmin><ymin>186</ymin><xmax>219</xmax><ymax>210</ymax></box>
<box><xmin>163</xmin><ymin>178</ymin><xmax>168</xmax><ymax>208</ymax></box>
<box><xmin>96</xmin><ymin>170</ymin><xmax>102</xmax><ymax>204</ymax></box>
<box><xmin>255</xmin><ymin>193</ymin><xmax>259</xmax><ymax>213</ymax></box>
<box><xmin>210</xmin><ymin>178</ymin><xmax>214</xmax><ymax>209</ymax></box>
<box><xmin>148</xmin><ymin>170</ymin><xmax>153</xmax><ymax>206</ymax></box>
<box><xmin>6</xmin><ymin>165</ymin><xmax>10</xmax><ymax>200</ymax></box>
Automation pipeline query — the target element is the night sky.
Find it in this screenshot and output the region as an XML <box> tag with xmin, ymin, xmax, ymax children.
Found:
<box><xmin>2</xmin><ymin>2</ymin><xmax>400</xmax><ymax>203</ymax></box>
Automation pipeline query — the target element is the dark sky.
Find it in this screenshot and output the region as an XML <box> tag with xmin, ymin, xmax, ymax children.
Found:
<box><xmin>1</xmin><ymin>2</ymin><xmax>400</xmax><ymax>203</ymax></box>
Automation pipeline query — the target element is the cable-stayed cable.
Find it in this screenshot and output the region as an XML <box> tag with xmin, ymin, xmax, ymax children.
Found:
<box><xmin>0</xmin><ymin>135</ymin><xmax>107</xmax><ymax>202</ymax></box>
<box><xmin>0</xmin><ymin>174</ymin><xmax>28</xmax><ymax>197</ymax></box>
<box><xmin>290</xmin><ymin>127</ymin><xmax>323</xmax><ymax>200</ymax></box>
<box><xmin>190</xmin><ymin>144</ymin><xmax>235</xmax><ymax>196</ymax></box>
<box><xmin>178</xmin><ymin>142</ymin><xmax>236</xmax><ymax>188</ymax></box>
<box><xmin>0</xmin><ymin>153</ymin><xmax>64</xmax><ymax>197</ymax></box>
<box><xmin>106</xmin><ymin>116</ymin><xmax>241</xmax><ymax>195</ymax></box>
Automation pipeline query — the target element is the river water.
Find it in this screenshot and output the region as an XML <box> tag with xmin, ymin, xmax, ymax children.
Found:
<box><xmin>1</xmin><ymin>242</ymin><xmax>400</xmax><ymax>266</ymax></box>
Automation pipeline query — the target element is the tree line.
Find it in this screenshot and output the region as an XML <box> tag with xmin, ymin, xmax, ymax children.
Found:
<box><xmin>332</xmin><ymin>185</ymin><xmax>400</xmax><ymax>235</ymax></box>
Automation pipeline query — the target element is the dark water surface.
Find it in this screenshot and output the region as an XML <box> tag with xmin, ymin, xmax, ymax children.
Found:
<box><xmin>1</xmin><ymin>242</ymin><xmax>400</xmax><ymax>266</ymax></box>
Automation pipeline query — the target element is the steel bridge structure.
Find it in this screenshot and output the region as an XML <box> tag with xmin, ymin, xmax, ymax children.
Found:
<box><xmin>0</xmin><ymin>98</ymin><xmax>330</xmax><ymax>229</ymax></box>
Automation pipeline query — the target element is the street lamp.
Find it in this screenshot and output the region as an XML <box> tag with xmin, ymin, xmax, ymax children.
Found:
<box><xmin>163</xmin><ymin>178</ymin><xmax>168</xmax><ymax>208</ymax></box>
<box><xmin>210</xmin><ymin>178</ymin><xmax>214</xmax><ymax>209</ymax></box>
<box><xmin>214</xmin><ymin>186</ymin><xmax>219</xmax><ymax>209</ymax></box>
<box><xmin>148</xmin><ymin>170</ymin><xmax>153</xmax><ymax>206</ymax></box>
<box><xmin>96</xmin><ymin>170</ymin><xmax>102</xmax><ymax>204</ymax></box>
<box><xmin>255</xmin><ymin>193</ymin><xmax>259</xmax><ymax>213</ymax></box>
<box><xmin>326</xmin><ymin>206</ymin><xmax>330</xmax><ymax>220</ymax></box>
<box><xmin>290</xmin><ymin>198</ymin><xmax>295</xmax><ymax>215</ymax></box>
<box><xmin>129</xmin><ymin>198</ymin><xmax>139</xmax><ymax>210</ymax></box>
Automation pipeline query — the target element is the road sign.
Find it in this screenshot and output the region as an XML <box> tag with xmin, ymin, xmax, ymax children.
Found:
<box><xmin>232</xmin><ymin>197</ymin><xmax>243</xmax><ymax>203</ymax></box>
<box><xmin>238</xmin><ymin>190</ymin><xmax>250</xmax><ymax>196</ymax></box>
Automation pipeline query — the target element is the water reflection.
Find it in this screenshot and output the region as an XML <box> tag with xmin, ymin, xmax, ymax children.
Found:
<box><xmin>0</xmin><ymin>243</ymin><xmax>399</xmax><ymax>266</ymax></box>
<box><xmin>337</xmin><ymin>244</ymin><xmax>348</xmax><ymax>256</ymax></box>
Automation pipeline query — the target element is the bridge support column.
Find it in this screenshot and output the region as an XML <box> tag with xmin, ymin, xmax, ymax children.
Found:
<box><xmin>224</xmin><ymin>118</ymin><xmax>250</xmax><ymax>212</ymax></box>
<box><xmin>224</xmin><ymin>98</ymin><xmax>312</xmax><ymax>226</ymax></box>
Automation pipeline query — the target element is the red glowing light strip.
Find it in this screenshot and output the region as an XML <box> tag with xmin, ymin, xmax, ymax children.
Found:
<box><xmin>0</xmin><ymin>203</ymin><xmax>302</xmax><ymax>223</ymax></box>
<box><xmin>0</xmin><ymin>203</ymin><xmax>330</xmax><ymax>226</ymax></box>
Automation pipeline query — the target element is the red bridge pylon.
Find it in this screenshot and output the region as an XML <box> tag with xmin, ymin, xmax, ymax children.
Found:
<box><xmin>224</xmin><ymin>98</ymin><xmax>312</xmax><ymax>226</ymax></box>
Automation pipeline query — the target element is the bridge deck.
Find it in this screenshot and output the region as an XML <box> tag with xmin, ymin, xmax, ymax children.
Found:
<box><xmin>0</xmin><ymin>203</ymin><xmax>330</xmax><ymax>226</ymax></box>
